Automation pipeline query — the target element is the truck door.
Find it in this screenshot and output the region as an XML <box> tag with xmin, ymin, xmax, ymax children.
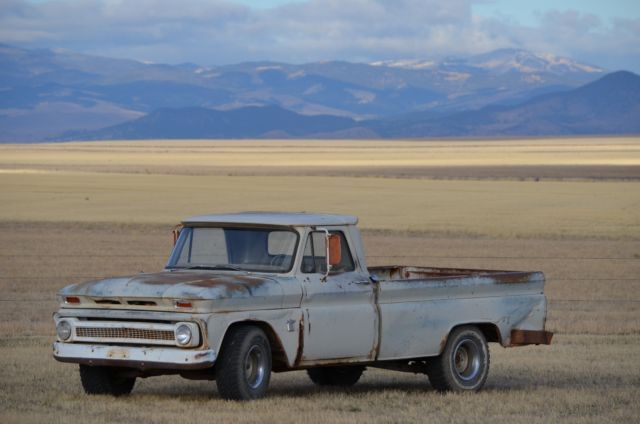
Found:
<box><xmin>298</xmin><ymin>229</ymin><xmax>377</xmax><ymax>362</ymax></box>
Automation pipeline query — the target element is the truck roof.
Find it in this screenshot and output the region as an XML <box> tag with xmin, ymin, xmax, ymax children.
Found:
<box><xmin>182</xmin><ymin>212</ymin><xmax>359</xmax><ymax>227</ymax></box>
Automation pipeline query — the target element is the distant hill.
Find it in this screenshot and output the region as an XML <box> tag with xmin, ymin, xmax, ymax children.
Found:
<box><xmin>371</xmin><ymin>71</ymin><xmax>640</xmax><ymax>137</ymax></box>
<box><xmin>62</xmin><ymin>105</ymin><xmax>359</xmax><ymax>140</ymax></box>
<box><xmin>65</xmin><ymin>71</ymin><xmax>640</xmax><ymax>140</ymax></box>
<box><xmin>0</xmin><ymin>44</ymin><xmax>607</xmax><ymax>141</ymax></box>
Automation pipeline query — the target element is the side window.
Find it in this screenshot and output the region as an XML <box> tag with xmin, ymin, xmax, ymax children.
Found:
<box><xmin>301</xmin><ymin>232</ymin><xmax>327</xmax><ymax>274</ymax></box>
<box><xmin>301</xmin><ymin>231</ymin><xmax>355</xmax><ymax>274</ymax></box>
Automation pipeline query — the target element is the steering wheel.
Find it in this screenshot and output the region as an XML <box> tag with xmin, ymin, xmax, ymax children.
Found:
<box><xmin>270</xmin><ymin>254</ymin><xmax>286</xmax><ymax>267</ymax></box>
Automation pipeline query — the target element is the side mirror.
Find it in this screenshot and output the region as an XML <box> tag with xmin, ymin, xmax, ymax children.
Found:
<box><xmin>328</xmin><ymin>234</ymin><xmax>342</xmax><ymax>267</ymax></box>
<box><xmin>315</xmin><ymin>228</ymin><xmax>343</xmax><ymax>282</ymax></box>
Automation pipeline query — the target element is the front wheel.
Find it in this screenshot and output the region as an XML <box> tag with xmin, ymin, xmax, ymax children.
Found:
<box><xmin>79</xmin><ymin>365</ymin><xmax>136</xmax><ymax>396</ymax></box>
<box><xmin>426</xmin><ymin>326</ymin><xmax>490</xmax><ymax>392</ymax></box>
<box><xmin>215</xmin><ymin>326</ymin><xmax>272</xmax><ymax>400</ymax></box>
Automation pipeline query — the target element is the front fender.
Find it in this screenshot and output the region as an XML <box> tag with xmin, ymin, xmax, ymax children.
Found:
<box><xmin>207</xmin><ymin>309</ymin><xmax>304</xmax><ymax>369</ymax></box>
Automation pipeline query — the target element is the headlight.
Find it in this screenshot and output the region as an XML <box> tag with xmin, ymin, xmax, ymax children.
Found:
<box><xmin>175</xmin><ymin>324</ymin><xmax>192</xmax><ymax>346</ymax></box>
<box><xmin>56</xmin><ymin>320</ymin><xmax>72</xmax><ymax>341</ymax></box>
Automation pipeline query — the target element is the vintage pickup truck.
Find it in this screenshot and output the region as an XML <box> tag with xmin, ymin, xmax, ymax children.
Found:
<box><xmin>53</xmin><ymin>212</ymin><xmax>552</xmax><ymax>400</ymax></box>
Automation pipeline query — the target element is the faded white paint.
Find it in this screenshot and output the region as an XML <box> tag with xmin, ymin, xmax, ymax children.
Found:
<box><xmin>53</xmin><ymin>213</ymin><xmax>551</xmax><ymax>374</ymax></box>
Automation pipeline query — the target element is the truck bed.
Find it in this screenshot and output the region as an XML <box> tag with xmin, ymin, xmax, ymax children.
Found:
<box><xmin>368</xmin><ymin>265</ymin><xmax>549</xmax><ymax>360</ymax></box>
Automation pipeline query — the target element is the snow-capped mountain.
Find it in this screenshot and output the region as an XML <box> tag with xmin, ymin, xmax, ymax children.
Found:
<box><xmin>468</xmin><ymin>49</ymin><xmax>603</xmax><ymax>75</ymax></box>
<box><xmin>0</xmin><ymin>44</ymin><xmax>612</xmax><ymax>141</ymax></box>
<box><xmin>371</xmin><ymin>49</ymin><xmax>603</xmax><ymax>79</ymax></box>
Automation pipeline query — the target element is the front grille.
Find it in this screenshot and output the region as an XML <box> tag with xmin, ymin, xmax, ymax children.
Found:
<box><xmin>76</xmin><ymin>327</ymin><xmax>174</xmax><ymax>341</ymax></box>
<box><xmin>70</xmin><ymin>320</ymin><xmax>181</xmax><ymax>346</ymax></box>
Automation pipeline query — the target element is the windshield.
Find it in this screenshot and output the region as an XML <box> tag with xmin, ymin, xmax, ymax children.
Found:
<box><xmin>167</xmin><ymin>226</ymin><xmax>298</xmax><ymax>273</ymax></box>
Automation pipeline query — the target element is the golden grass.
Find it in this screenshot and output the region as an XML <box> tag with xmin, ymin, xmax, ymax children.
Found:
<box><xmin>1</xmin><ymin>137</ymin><xmax>640</xmax><ymax>169</ymax></box>
<box><xmin>0</xmin><ymin>139</ymin><xmax>639</xmax><ymax>422</ymax></box>
<box><xmin>1</xmin><ymin>170</ymin><xmax>639</xmax><ymax>238</ymax></box>
<box><xmin>2</xmin><ymin>137</ymin><xmax>639</xmax><ymax>239</ymax></box>
<box><xmin>1</xmin><ymin>334</ymin><xmax>638</xmax><ymax>423</ymax></box>
<box><xmin>0</xmin><ymin>222</ymin><xmax>638</xmax><ymax>422</ymax></box>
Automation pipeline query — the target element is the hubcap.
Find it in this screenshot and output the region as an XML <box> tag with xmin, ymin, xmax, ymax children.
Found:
<box><xmin>452</xmin><ymin>338</ymin><xmax>481</xmax><ymax>382</ymax></box>
<box><xmin>244</xmin><ymin>345</ymin><xmax>266</xmax><ymax>389</ymax></box>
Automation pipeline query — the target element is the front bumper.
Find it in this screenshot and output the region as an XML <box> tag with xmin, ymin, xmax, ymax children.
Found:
<box><xmin>53</xmin><ymin>342</ymin><xmax>217</xmax><ymax>370</ymax></box>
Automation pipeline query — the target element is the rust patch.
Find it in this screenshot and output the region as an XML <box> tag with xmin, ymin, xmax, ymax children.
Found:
<box><xmin>509</xmin><ymin>329</ymin><xmax>553</xmax><ymax>346</ymax></box>
<box><xmin>133</xmin><ymin>272</ymin><xmax>274</xmax><ymax>297</ymax></box>
<box><xmin>293</xmin><ymin>314</ymin><xmax>305</xmax><ymax>367</ymax></box>
<box><xmin>135</xmin><ymin>272</ymin><xmax>270</xmax><ymax>288</ymax></box>
<box><xmin>368</xmin><ymin>265</ymin><xmax>527</xmax><ymax>282</ymax></box>
<box><xmin>66</xmin><ymin>271</ymin><xmax>276</xmax><ymax>301</ymax></box>
<box><xmin>194</xmin><ymin>318</ymin><xmax>209</xmax><ymax>349</ymax></box>
<box><xmin>371</xmin><ymin>278</ymin><xmax>382</xmax><ymax>360</ymax></box>
<box><xmin>186</xmin><ymin>274</ymin><xmax>270</xmax><ymax>289</ymax></box>
<box><xmin>291</xmin><ymin>356</ymin><xmax>372</xmax><ymax>368</ymax></box>
<box><xmin>172</xmin><ymin>224</ymin><xmax>183</xmax><ymax>245</ymax></box>
<box><xmin>495</xmin><ymin>272</ymin><xmax>537</xmax><ymax>285</ymax></box>
<box><xmin>186</xmin><ymin>278</ymin><xmax>249</xmax><ymax>294</ymax></box>
<box><xmin>439</xmin><ymin>336</ymin><xmax>447</xmax><ymax>354</ymax></box>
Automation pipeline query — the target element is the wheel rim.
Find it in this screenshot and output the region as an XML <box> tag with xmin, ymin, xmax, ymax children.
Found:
<box><xmin>244</xmin><ymin>345</ymin><xmax>266</xmax><ymax>389</ymax></box>
<box><xmin>452</xmin><ymin>338</ymin><xmax>481</xmax><ymax>382</ymax></box>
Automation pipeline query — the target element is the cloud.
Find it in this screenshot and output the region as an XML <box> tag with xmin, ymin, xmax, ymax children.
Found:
<box><xmin>247</xmin><ymin>0</ymin><xmax>481</xmax><ymax>61</ymax></box>
<box><xmin>485</xmin><ymin>10</ymin><xmax>640</xmax><ymax>71</ymax></box>
<box><xmin>538</xmin><ymin>9</ymin><xmax>602</xmax><ymax>33</ymax></box>
<box><xmin>0</xmin><ymin>0</ymin><xmax>249</xmax><ymax>46</ymax></box>
<box><xmin>0</xmin><ymin>0</ymin><xmax>638</xmax><ymax>71</ymax></box>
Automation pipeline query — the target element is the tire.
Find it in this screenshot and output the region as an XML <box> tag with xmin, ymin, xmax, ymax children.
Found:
<box><xmin>307</xmin><ymin>366</ymin><xmax>365</xmax><ymax>387</ymax></box>
<box><xmin>426</xmin><ymin>326</ymin><xmax>490</xmax><ymax>392</ymax></box>
<box><xmin>215</xmin><ymin>326</ymin><xmax>272</xmax><ymax>400</ymax></box>
<box><xmin>79</xmin><ymin>365</ymin><xmax>136</xmax><ymax>396</ymax></box>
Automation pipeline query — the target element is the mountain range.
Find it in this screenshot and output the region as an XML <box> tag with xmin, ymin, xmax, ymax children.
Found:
<box><xmin>1</xmin><ymin>44</ymin><xmax>638</xmax><ymax>141</ymax></box>
<box><xmin>65</xmin><ymin>71</ymin><xmax>640</xmax><ymax>140</ymax></box>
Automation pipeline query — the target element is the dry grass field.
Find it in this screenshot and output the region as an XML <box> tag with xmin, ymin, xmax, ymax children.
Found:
<box><xmin>1</xmin><ymin>170</ymin><xmax>639</xmax><ymax>238</ymax></box>
<box><xmin>1</xmin><ymin>137</ymin><xmax>639</xmax><ymax>179</ymax></box>
<box><xmin>0</xmin><ymin>137</ymin><xmax>639</xmax><ymax>423</ymax></box>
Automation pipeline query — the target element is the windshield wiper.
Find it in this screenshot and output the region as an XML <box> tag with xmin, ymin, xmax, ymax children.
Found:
<box><xmin>179</xmin><ymin>264</ymin><xmax>242</xmax><ymax>271</ymax></box>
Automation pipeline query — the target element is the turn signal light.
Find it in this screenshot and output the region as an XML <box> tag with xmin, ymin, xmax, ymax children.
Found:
<box><xmin>175</xmin><ymin>300</ymin><xmax>192</xmax><ymax>308</ymax></box>
<box><xmin>65</xmin><ymin>296</ymin><xmax>80</xmax><ymax>304</ymax></box>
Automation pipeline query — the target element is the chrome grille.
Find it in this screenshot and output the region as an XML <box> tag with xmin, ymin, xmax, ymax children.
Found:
<box><xmin>76</xmin><ymin>327</ymin><xmax>174</xmax><ymax>341</ymax></box>
<box><xmin>70</xmin><ymin>320</ymin><xmax>181</xmax><ymax>346</ymax></box>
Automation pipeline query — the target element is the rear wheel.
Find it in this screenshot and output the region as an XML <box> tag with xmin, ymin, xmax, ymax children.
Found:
<box><xmin>215</xmin><ymin>326</ymin><xmax>272</xmax><ymax>400</ymax></box>
<box><xmin>79</xmin><ymin>365</ymin><xmax>136</xmax><ymax>396</ymax></box>
<box><xmin>426</xmin><ymin>326</ymin><xmax>489</xmax><ymax>392</ymax></box>
<box><xmin>307</xmin><ymin>366</ymin><xmax>365</xmax><ymax>386</ymax></box>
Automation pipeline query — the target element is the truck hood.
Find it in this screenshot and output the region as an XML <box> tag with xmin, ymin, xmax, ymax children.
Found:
<box><xmin>60</xmin><ymin>270</ymin><xmax>282</xmax><ymax>302</ymax></box>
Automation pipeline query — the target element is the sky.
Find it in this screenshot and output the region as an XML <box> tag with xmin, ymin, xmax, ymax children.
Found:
<box><xmin>1</xmin><ymin>0</ymin><xmax>639</xmax><ymax>71</ymax></box>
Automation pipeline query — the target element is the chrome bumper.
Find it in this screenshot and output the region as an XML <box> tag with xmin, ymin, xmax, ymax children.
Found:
<box><xmin>53</xmin><ymin>342</ymin><xmax>216</xmax><ymax>370</ymax></box>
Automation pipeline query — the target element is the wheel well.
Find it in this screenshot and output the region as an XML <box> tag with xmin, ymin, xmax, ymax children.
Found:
<box><xmin>475</xmin><ymin>323</ymin><xmax>502</xmax><ymax>343</ymax></box>
<box><xmin>224</xmin><ymin>321</ymin><xmax>289</xmax><ymax>371</ymax></box>
<box><xmin>441</xmin><ymin>323</ymin><xmax>502</xmax><ymax>353</ymax></box>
